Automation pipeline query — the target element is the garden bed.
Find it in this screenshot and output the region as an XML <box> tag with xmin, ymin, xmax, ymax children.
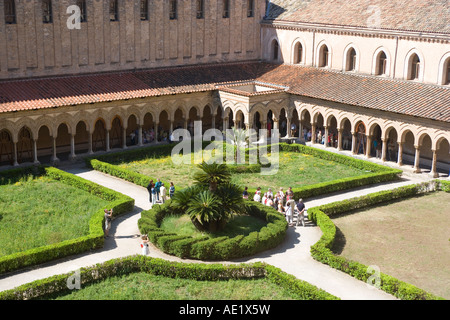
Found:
<box><xmin>0</xmin><ymin>166</ymin><xmax>134</xmax><ymax>274</ymax></box>
<box><xmin>0</xmin><ymin>256</ymin><xmax>338</xmax><ymax>300</ymax></box>
<box><xmin>307</xmin><ymin>180</ymin><xmax>447</xmax><ymax>300</ymax></box>
<box><xmin>138</xmin><ymin>199</ymin><xmax>288</xmax><ymax>260</ymax></box>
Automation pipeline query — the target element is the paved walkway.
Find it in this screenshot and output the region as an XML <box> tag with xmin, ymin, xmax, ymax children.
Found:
<box><xmin>0</xmin><ymin>158</ymin><xmax>439</xmax><ymax>300</ymax></box>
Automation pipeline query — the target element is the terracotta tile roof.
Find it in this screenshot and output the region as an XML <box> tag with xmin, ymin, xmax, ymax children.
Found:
<box><xmin>254</xmin><ymin>63</ymin><xmax>450</xmax><ymax>123</ymax></box>
<box><xmin>0</xmin><ymin>62</ymin><xmax>449</xmax><ymax>123</ymax></box>
<box><xmin>266</xmin><ymin>0</ymin><xmax>450</xmax><ymax>34</ymax></box>
<box><xmin>0</xmin><ymin>62</ymin><xmax>262</xmax><ymax>113</ymax></box>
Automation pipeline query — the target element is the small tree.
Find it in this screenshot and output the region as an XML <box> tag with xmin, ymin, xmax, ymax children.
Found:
<box><xmin>172</xmin><ymin>161</ymin><xmax>247</xmax><ymax>232</ymax></box>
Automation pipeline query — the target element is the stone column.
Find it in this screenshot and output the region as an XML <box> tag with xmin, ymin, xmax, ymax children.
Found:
<box><xmin>311</xmin><ymin>123</ymin><xmax>316</xmax><ymax>143</ymax></box>
<box><xmin>324</xmin><ymin>126</ymin><xmax>329</xmax><ymax>146</ymax></box>
<box><xmin>351</xmin><ymin>132</ymin><xmax>357</xmax><ymax>154</ymax></box>
<box><xmin>397</xmin><ymin>141</ymin><xmax>403</xmax><ymax>166</ymax></box>
<box><xmin>122</xmin><ymin>127</ymin><xmax>127</xmax><ymax>149</ymax></box>
<box><xmin>366</xmin><ymin>135</ymin><xmax>373</xmax><ymax>158</ymax></box>
<box><xmin>413</xmin><ymin>145</ymin><xmax>421</xmax><ymax>173</ymax></box>
<box><xmin>51</xmin><ymin>137</ymin><xmax>59</xmax><ymax>165</ymax></box>
<box><xmin>286</xmin><ymin>118</ymin><xmax>291</xmax><ymax>138</ymax></box>
<box><xmin>138</xmin><ymin>125</ymin><xmax>143</xmax><ymax>146</ymax></box>
<box><xmin>211</xmin><ymin>114</ymin><xmax>216</xmax><ymax>129</ymax></box>
<box><xmin>33</xmin><ymin>139</ymin><xmax>40</xmax><ymax>164</ymax></box>
<box><xmin>69</xmin><ymin>134</ymin><xmax>76</xmax><ymax>161</ymax></box>
<box><xmin>88</xmin><ymin>132</ymin><xmax>94</xmax><ymax>154</ymax></box>
<box><xmin>223</xmin><ymin>117</ymin><xmax>228</xmax><ymax>132</ymax></box>
<box><xmin>13</xmin><ymin>142</ymin><xmax>18</xmax><ymax>166</ymax></box>
<box><xmin>106</xmin><ymin>130</ymin><xmax>110</xmax><ymax>151</ymax></box>
<box><xmin>430</xmin><ymin>149</ymin><xmax>439</xmax><ymax>178</ymax></box>
<box><xmin>381</xmin><ymin>138</ymin><xmax>387</xmax><ymax>161</ymax></box>
<box><xmin>154</xmin><ymin>123</ymin><xmax>159</xmax><ymax>142</ymax></box>
<box><xmin>337</xmin><ymin>129</ymin><xmax>343</xmax><ymax>150</ymax></box>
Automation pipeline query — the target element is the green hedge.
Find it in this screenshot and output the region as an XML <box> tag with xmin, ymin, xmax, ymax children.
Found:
<box><xmin>0</xmin><ymin>255</ymin><xmax>338</xmax><ymax>300</ymax></box>
<box><xmin>138</xmin><ymin>199</ymin><xmax>288</xmax><ymax>260</ymax></box>
<box><xmin>438</xmin><ymin>179</ymin><xmax>450</xmax><ymax>192</ymax></box>
<box><xmin>307</xmin><ymin>182</ymin><xmax>445</xmax><ymax>300</ymax></box>
<box><xmin>0</xmin><ymin>166</ymin><xmax>134</xmax><ymax>274</ymax></box>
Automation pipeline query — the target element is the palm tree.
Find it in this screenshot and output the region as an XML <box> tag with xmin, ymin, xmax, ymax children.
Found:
<box><xmin>172</xmin><ymin>161</ymin><xmax>247</xmax><ymax>232</ymax></box>
<box><xmin>193</xmin><ymin>161</ymin><xmax>231</xmax><ymax>192</ymax></box>
<box><xmin>186</xmin><ymin>190</ymin><xmax>223</xmax><ymax>232</ymax></box>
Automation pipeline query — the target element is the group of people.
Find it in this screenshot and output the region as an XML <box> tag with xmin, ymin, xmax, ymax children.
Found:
<box><xmin>244</xmin><ymin>186</ymin><xmax>306</xmax><ymax>227</ymax></box>
<box><xmin>129</xmin><ymin>126</ymin><xmax>175</xmax><ymax>146</ymax></box>
<box><xmin>146</xmin><ymin>179</ymin><xmax>175</xmax><ymax>205</ymax></box>
<box><xmin>302</xmin><ymin>127</ymin><xmax>339</xmax><ymax>148</ymax></box>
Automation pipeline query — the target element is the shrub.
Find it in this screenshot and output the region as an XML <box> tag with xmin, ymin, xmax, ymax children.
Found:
<box><xmin>138</xmin><ymin>200</ymin><xmax>288</xmax><ymax>260</ymax></box>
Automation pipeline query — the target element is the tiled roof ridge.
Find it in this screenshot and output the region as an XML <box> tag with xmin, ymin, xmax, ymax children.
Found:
<box><xmin>0</xmin><ymin>59</ymin><xmax>262</xmax><ymax>85</ymax></box>
<box><xmin>264</xmin><ymin>19</ymin><xmax>450</xmax><ymax>36</ymax></box>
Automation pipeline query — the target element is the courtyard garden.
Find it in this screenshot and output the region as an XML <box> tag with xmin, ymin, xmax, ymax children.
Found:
<box><xmin>330</xmin><ymin>191</ymin><xmax>450</xmax><ymax>300</ymax></box>
<box><xmin>2</xmin><ymin>141</ymin><xmax>446</xmax><ymax>301</ymax></box>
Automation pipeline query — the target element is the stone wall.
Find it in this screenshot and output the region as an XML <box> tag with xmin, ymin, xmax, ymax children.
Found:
<box><xmin>0</xmin><ymin>0</ymin><xmax>264</xmax><ymax>79</ymax></box>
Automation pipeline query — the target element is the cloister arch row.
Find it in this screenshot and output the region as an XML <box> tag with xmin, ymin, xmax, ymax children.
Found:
<box><xmin>291</xmin><ymin>101</ymin><xmax>450</xmax><ymax>177</ymax></box>
<box><xmin>1</xmin><ymin>99</ymin><xmax>449</xmax><ymax>177</ymax></box>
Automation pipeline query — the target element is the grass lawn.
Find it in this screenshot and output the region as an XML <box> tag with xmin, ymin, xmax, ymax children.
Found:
<box><xmin>0</xmin><ymin>176</ymin><xmax>110</xmax><ymax>256</ymax></box>
<box><xmin>52</xmin><ymin>272</ymin><xmax>296</xmax><ymax>300</ymax></box>
<box><xmin>160</xmin><ymin>214</ymin><xmax>269</xmax><ymax>239</ymax></box>
<box><xmin>331</xmin><ymin>191</ymin><xmax>450</xmax><ymax>299</ymax></box>
<box><xmin>116</xmin><ymin>151</ymin><xmax>367</xmax><ymax>191</ymax></box>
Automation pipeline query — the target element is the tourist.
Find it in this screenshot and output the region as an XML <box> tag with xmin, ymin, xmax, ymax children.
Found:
<box><xmin>286</xmin><ymin>187</ymin><xmax>293</xmax><ymax>201</ymax></box>
<box><xmin>296</xmin><ymin>198</ymin><xmax>306</xmax><ymax>227</ymax></box>
<box><xmin>169</xmin><ymin>182</ymin><xmax>175</xmax><ymax>198</ymax></box>
<box><xmin>266</xmin><ymin>195</ymin><xmax>274</xmax><ymax>207</ymax></box>
<box><xmin>140</xmin><ymin>235</ymin><xmax>149</xmax><ymax>255</ymax></box>
<box><xmin>307</xmin><ymin>130</ymin><xmax>311</xmax><ymax>141</ymax></box>
<box><xmin>253</xmin><ymin>189</ymin><xmax>261</xmax><ymax>202</ymax></box>
<box><xmin>146</xmin><ymin>179</ymin><xmax>154</xmax><ymax>203</ymax></box>
<box><xmin>267</xmin><ymin>188</ymin><xmax>274</xmax><ymax>199</ymax></box>
<box><xmin>285</xmin><ymin>199</ymin><xmax>295</xmax><ymax>226</ymax></box>
<box><xmin>278</xmin><ymin>187</ymin><xmax>285</xmax><ymax>204</ymax></box>
<box><xmin>160</xmin><ymin>182</ymin><xmax>167</xmax><ymax>203</ymax></box>
<box><xmin>277</xmin><ymin>199</ymin><xmax>285</xmax><ymax>215</ymax></box>
<box><xmin>290</xmin><ymin>122</ymin><xmax>297</xmax><ymax>137</ymax></box>
<box><xmin>155</xmin><ymin>178</ymin><xmax>162</xmax><ymax>202</ymax></box>
<box><xmin>104</xmin><ymin>208</ymin><xmax>113</xmax><ymax>238</ymax></box>
<box><xmin>151</xmin><ymin>184</ymin><xmax>157</xmax><ymax>206</ymax></box>
<box><xmin>261</xmin><ymin>192</ymin><xmax>266</xmax><ymax>204</ymax></box>
<box><xmin>243</xmin><ymin>186</ymin><xmax>249</xmax><ymax>199</ymax></box>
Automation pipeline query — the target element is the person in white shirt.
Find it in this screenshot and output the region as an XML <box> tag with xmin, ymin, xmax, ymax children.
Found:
<box><xmin>160</xmin><ymin>183</ymin><xmax>167</xmax><ymax>203</ymax></box>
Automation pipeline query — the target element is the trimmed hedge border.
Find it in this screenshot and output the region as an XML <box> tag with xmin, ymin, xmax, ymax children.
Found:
<box><xmin>138</xmin><ymin>199</ymin><xmax>288</xmax><ymax>260</ymax></box>
<box><xmin>307</xmin><ymin>181</ymin><xmax>445</xmax><ymax>300</ymax></box>
<box><xmin>0</xmin><ymin>255</ymin><xmax>339</xmax><ymax>300</ymax></box>
<box><xmin>0</xmin><ymin>166</ymin><xmax>135</xmax><ymax>274</ymax></box>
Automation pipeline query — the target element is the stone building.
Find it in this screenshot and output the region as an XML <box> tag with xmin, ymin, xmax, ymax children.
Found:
<box><xmin>0</xmin><ymin>0</ymin><xmax>449</xmax><ymax>177</ymax></box>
